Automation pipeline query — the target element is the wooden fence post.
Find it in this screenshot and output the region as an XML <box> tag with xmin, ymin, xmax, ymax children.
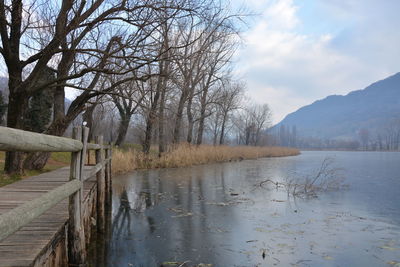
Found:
<box><xmin>95</xmin><ymin>136</ymin><xmax>105</xmax><ymax>233</ymax></box>
<box><xmin>68</xmin><ymin>127</ymin><xmax>87</xmax><ymax>265</ymax></box>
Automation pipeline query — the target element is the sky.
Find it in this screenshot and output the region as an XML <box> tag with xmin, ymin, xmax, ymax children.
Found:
<box><xmin>232</xmin><ymin>0</ymin><xmax>400</xmax><ymax>123</ymax></box>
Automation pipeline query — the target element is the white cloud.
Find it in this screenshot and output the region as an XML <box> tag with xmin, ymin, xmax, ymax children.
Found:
<box><xmin>235</xmin><ymin>0</ymin><xmax>400</xmax><ymax>123</ymax></box>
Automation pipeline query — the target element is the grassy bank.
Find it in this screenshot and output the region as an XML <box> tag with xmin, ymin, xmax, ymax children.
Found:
<box><xmin>112</xmin><ymin>144</ymin><xmax>300</xmax><ymax>175</ymax></box>
<box><xmin>0</xmin><ymin>145</ymin><xmax>299</xmax><ymax>186</ymax></box>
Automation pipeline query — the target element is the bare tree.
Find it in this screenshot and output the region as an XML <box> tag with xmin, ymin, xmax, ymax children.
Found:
<box><xmin>0</xmin><ymin>0</ymin><xmax>209</xmax><ymax>173</ymax></box>
<box><xmin>112</xmin><ymin>79</ymin><xmax>145</xmax><ymax>146</ymax></box>
<box><xmin>217</xmin><ymin>80</ymin><xmax>244</xmax><ymax>145</ymax></box>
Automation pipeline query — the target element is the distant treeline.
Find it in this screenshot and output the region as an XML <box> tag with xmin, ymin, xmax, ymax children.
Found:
<box><xmin>269</xmin><ymin>119</ymin><xmax>400</xmax><ymax>151</ymax></box>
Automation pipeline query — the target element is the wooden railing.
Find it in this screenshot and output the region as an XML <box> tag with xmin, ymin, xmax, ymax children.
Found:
<box><xmin>0</xmin><ymin>126</ymin><xmax>112</xmax><ymax>265</ymax></box>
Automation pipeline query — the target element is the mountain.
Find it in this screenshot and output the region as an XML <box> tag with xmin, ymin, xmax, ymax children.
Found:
<box><xmin>274</xmin><ymin>72</ymin><xmax>400</xmax><ymax>141</ymax></box>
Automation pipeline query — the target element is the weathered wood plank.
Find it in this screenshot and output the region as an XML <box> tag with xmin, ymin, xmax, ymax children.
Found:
<box><xmin>0</xmin><ymin>179</ymin><xmax>82</xmax><ymax>241</ymax></box>
<box><xmin>87</xmin><ymin>143</ymin><xmax>101</xmax><ymax>150</ymax></box>
<box><xmin>82</xmin><ymin>162</ymin><xmax>102</xmax><ymax>181</ymax></box>
<box><xmin>95</xmin><ymin>136</ymin><xmax>106</xmax><ymax>234</ymax></box>
<box><xmin>68</xmin><ymin>127</ymin><xmax>87</xmax><ymax>265</ymax></box>
<box><xmin>0</xmin><ymin>126</ymin><xmax>83</xmax><ymax>152</ymax></box>
<box><xmin>0</xmin><ymin>166</ymin><xmax>97</xmax><ymax>266</ymax></box>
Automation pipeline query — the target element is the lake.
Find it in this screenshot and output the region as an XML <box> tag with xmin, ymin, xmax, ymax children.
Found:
<box><xmin>88</xmin><ymin>151</ymin><xmax>400</xmax><ymax>267</ymax></box>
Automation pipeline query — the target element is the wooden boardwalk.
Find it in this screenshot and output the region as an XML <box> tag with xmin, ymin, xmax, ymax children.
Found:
<box><xmin>0</xmin><ymin>166</ymin><xmax>97</xmax><ymax>267</ymax></box>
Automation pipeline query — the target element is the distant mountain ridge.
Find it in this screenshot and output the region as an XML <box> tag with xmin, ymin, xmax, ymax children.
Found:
<box><xmin>274</xmin><ymin>72</ymin><xmax>400</xmax><ymax>140</ymax></box>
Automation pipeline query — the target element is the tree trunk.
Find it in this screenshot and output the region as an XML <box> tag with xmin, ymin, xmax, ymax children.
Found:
<box><xmin>172</xmin><ymin>89</ymin><xmax>188</xmax><ymax>144</ymax></box>
<box><xmin>196</xmin><ymin>88</ymin><xmax>209</xmax><ymax>145</ymax></box>
<box><xmin>212</xmin><ymin>113</ymin><xmax>220</xmax><ymax>146</ymax></box>
<box><xmin>143</xmin><ymin>87</ymin><xmax>161</xmax><ymax>154</ymax></box>
<box><xmin>219</xmin><ymin>113</ymin><xmax>227</xmax><ymax>145</ymax></box>
<box><xmin>5</xmin><ymin>85</ymin><xmax>27</xmax><ymax>174</ymax></box>
<box><xmin>158</xmin><ymin>85</ymin><xmax>166</xmax><ymax>156</ymax></box>
<box><xmin>245</xmin><ymin>126</ymin><xmax>251</xmax><ymax>145</ymax></box>
<box><xmin>186</xmin><ymin>95</ymin><xmax>194</xmax><ymax>144</ymax></box>
<box><xmin>23</xmin><ymin>152</ymin><xmax>51</xmax><ymax>170</ymax></box>
<box><xmin>196</xmin><ymin>116</ymin><xmax>205</xmax><ymax>146</ymax></box>
<box><xmin>115</xmin><ymin>115</ymin><xmax>131</xmax><ymax>146</ymax></box>
<box><xmin>142</xmin><ymin>117</ymin><xmax>154</xmax><ymax>154</ymax></box>
<box><xmin>53</xmin><ymin>85</ymin><xmax>65</xmax><ymax>121</ymax></box>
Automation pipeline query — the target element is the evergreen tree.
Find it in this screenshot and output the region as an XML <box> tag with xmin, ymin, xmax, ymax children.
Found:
<box><xmin>24</xmin><ymin>67</ymin><xmax>55</xmax><ymax>133</ymax></box>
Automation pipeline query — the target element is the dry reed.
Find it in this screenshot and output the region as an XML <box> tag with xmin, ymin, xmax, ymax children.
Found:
<box><xmin>111</xmin><ymin>144</ymin><xmax>299</xmax><ymax>175</ymax></box>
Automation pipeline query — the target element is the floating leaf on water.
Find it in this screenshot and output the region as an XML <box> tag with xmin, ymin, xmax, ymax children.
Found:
<box><xmin>380</xmin><ymin>246</ymin><xmax>399</xmax><ymax>251</ymax></box>
<box><xmin>387</xmin><ymin>261</ymin><xmax>400</xmax><ymax>266</ymax></box>
<box><xmin>161</xmin><ymin>262</ymin><xmax>180</xmax><ymax>267</ymax></box>
<box><xmin>169</xmin><ymin>207</ymin><xmax>183</xmax><ymax>213</ymax></box>
<box><xmin>323</xmin><ymin>256</ymin><xmax>333</xmax><ymax>260</ymax></box>
<box><xmin>172</xmin><ymin>212</ymin><xmax>193</xmax><ymax>218</ymax></box>
<box><xmin>206</xmin><ymin>202</ymin><xmax>232</xmax><ymax>206</ymax></box>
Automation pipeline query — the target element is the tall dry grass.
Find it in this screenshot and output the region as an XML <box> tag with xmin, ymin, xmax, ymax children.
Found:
<box><xmin>111</xmin><ymin>144</ymin><xmax>299</xmax><ymax>175</ymax></box>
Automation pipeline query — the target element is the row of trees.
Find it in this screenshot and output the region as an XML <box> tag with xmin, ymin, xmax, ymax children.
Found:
<box><xmin>0</xmin><ymin>0</ymin><xmax>273</xmax><ymax>174</ymax></box>
<box><xmin>272</xmin><ymin>120</ymin><xmax>400</xmax><ymax>151</ymax></box>
<box><xmin>358</xmin><ymin>121</ymin><xmax>400</xmax><ymax>151</ymax></box>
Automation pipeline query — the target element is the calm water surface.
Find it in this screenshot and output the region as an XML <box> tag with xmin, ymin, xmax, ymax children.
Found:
<box><xmin>88</xmin><ymin>151</ymin><xmax>400</xmax><ymax>267</ymax></box>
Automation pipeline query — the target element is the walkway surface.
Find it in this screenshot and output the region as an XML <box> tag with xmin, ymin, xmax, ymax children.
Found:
<box><xmin>0</xmin><ymin>167</ymin><xmax>96</xmax><ymax>267</ymax></box>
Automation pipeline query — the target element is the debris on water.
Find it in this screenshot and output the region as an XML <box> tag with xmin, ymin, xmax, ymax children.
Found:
<box><xmin>272</xmin><ymin>257</ymin><xmax>280</xmax><ymax>264</ymax></box>
<box><xmin>161</xmin><ymin>262</ymin><xmax>181</xmax><ymax>267</ymax></box>
<box><xmin>380</xmin><ymin>245</ymin><xmax>399</xmax><ymax>251</ymax></box>
<box><xmin>230</xmin><ymin>193</ymin><xmax>239</xmax><ymax>196</ymax></box>
<box><xmin>169</xmin><ymin>207</ymin><xmax>184</xmax><ymax>213</ymax></box>
<box><xmin>246</xmin><ymin>240</ymin><xmax>258</xmax><ymax>243</ymax></box>
<box><xmin>168</xmin><ymin>207</ymin><xmax>194</xmax><ymax>218</ymax></box>
<box><xmin>160</xmin><ymin>262</ymin><xmax>213</xmax><ymax>267</ymax></box>
<box><xmin>387</xmin><ymin>261</ymin><xmax>400</xmax><ymax>266</ymax></box>
<box><xmin>255</xmin><ymin>227</ymin><xmax>268</xmax><ymax>233</ymax></box>
<box><xmin>172</xmin><ymin>212</ymin><xmax>193</xmax><ymax>218</ymax></box>
<box><xmin>261</xmin><ymin>248</ymin><xmax>266</xmax><ymax>259</ymax></box>
<box><xmin>271</xmin><ymin>199</ymin><xmax>285</xmax><ymax>202</ymax></box>
<box><xmin>206</xmin><ymin>201</ymin><xmax>233</xmax><ymax>206</ymax></box>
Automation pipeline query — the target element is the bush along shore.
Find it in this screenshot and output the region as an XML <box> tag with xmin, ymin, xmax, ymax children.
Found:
<box><xmin>112</xmin><ymin>144</ymin><xmax>300</xmax><ymax>175</ymax></box>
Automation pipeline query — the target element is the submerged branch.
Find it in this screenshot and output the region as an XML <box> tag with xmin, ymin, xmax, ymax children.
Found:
<box><xmin>256</xmin><ymin>157</ymin><xmax>346</xmax><ymax>198</ymax></box>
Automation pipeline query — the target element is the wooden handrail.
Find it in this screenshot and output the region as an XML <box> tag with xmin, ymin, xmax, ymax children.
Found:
<box><xmin>0</xmin><ymin>126</ymin><xmax>83</xmax><ymax>152</ymax></box>
<box><xmin>87</xmin><ymin>143</ymin><xmax>101</xmax><ymax>150</ymax></box>
<box><xmin>0</xmin><ymin>126</ymin><xmax>112</xmax><ymax>266</ymax></box>
<box><xmin>0</xmin><ymin>179</ymin><xmax>82</xmax><ymax>241</ymax></box>
<box><xmin>82</xmin><ymin>162</ymin><xmax>103</xmax><ymax>181</ymax></box>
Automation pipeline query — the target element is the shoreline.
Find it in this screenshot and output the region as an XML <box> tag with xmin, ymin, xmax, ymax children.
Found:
<box><xmin>111</xmin><ymin>144</ymin><xmax>300</xmax><ymax>175</ymax></box>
